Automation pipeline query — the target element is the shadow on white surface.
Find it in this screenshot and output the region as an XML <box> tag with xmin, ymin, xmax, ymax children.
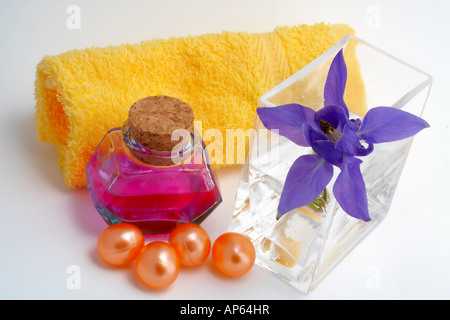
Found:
<box><xmin>18</xmin><ymin>110</ymin><xmax>67</xmax><ymax>191</ymax></box>
<box><xmin>69</xmin><ymin>188</ymin><xmax>108</xmax><ymax>237</ymax></box>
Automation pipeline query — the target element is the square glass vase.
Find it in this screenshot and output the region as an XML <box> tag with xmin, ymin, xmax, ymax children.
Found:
<box><xmin>228</xmin><ymin>35</ymin><xmax>432</xmax><ymax>294</ymax></box>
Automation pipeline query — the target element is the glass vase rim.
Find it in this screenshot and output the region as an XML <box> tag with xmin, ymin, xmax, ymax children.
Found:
<box><xmin>258</xmin><ymin>34</ymin><xmax>433</xmax><ymax>109</ymax></box>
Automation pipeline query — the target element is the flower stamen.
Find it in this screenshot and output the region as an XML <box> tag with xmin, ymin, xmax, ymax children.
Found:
<box><xmin>320</xmin><ymin>119</ymin><xmax>341</xmax><ymax>143</ymax></box>
<box><xmin>319</xmin><ymin>119</ymin><xmax>334</xmax><ymax>134</ymax></box>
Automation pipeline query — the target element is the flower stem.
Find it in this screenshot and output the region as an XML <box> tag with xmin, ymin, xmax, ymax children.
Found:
<box><xmin>307</xmin><ymin>188</ymin><xmax>329</xmax><ymax>213</ymax></box>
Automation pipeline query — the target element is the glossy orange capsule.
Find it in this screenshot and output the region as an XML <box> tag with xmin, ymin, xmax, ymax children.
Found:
<box><xmin>136</xmin><ymin>241</ymin><xmax>180</xmax><ymax>290</ymax></box>
<box><xmin>169</xmin><ymin>223</ymin><xmax>211</xmax><ymax>267</ymax></box>
<box><xmin>212</xmin><ymin>232</ymin><xmax>255</xmax><ymax>278</ymax></box>
<box><xmin>97</xmin><ymin>223</ymin><xmax>145</xmax><ymax>267</ymax></box>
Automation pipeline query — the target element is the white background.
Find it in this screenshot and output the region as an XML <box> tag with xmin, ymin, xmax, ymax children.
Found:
<box><xmin>0</xmin><ymin>0</ymin><xmax>449</xmax><ymax>300</ymax></box>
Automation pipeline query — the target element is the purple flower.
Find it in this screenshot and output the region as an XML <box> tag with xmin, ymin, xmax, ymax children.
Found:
<box><xmin>257</xmin><ymin>49</ymin><xmax>429</xmax><ymax>221</ymax></box>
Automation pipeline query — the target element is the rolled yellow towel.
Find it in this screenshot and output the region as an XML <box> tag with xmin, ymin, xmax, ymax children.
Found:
<box><xmin>35</xmin><ymin>23</ymin><xmax>360</xmax><ymax>188</ymax></box>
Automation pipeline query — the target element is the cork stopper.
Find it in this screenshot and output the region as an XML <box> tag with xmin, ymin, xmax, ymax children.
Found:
<box><xmin>128</xmin><ymin>96</ymin><xmax>195</xmax><ymax>152</ymax></box>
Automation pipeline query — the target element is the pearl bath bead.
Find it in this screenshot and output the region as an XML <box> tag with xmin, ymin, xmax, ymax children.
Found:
<box><xmin>212</xmin><ymin>232</ymin><xmax>255</xmax><ymax>278</ymax></box>
<box><xmin>136</xmin><ymin>241</ymin><xmax>180</xmax><ymax>290</ymax></box>
<box><xmin>97</xmin><ymin>223</ymin><xmax>145</xmax><ymax>267</ymax></box>
<box><xmin>169</xmin><ymin>223</ymin><xmax>211</xmax><ymax>267</ymax></box>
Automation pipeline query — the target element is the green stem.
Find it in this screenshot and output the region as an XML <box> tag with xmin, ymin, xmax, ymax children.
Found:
<box><xmin>307</xmin><ymin>188</ymin><xmax>329</xmax><ymax>213</ymax></box>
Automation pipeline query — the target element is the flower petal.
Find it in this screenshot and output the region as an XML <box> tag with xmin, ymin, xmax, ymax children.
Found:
<box><xmin>257</xmin><ymin>104</ymin><xmax>315</xmax><ymax>146</ymax></box>
<box><xmin>278</xmin><ymin>154</ymin><xmax>334</xmax><ymax>217</ymax></box>
<box><xmin>315</xmin><ymin>104</ymin><xmax>348</xmax><ymax>132</ymax></box>
<box><xmin>324</xmin><ymin>49</ymin><xmax>349</xmax><ymax>117</ymax></box>
<box><xmin>335</xmin><ymin>124</ymin><xmax>361</xmax><ymax>155</ymax></box>
<box><xmin>333</xmin><ymin>156</ymin><xmax>371</xmax><ymax>221</ymax></box>
<box><xmin>350</xmin><ymin>118</ymin><xmax>362</xmax><ymax>130</ymax></box>
<box><xmin>358</xmin><ymin>107</ymin><xmax>430</xmax><ymax>144</ymax></box>
<box><xmin>335</xmin><ymin>124</ymin><xmax>374</xmax><ymax>157</ymax></box>
<box><xmin>302</xmin><ymin>122</ymin><xmax>327</xmax><ymax>146</ymax></box>
<box><xmin>313</xmin><ymin>140</ymin><xmax>343</xmax><ymax>166</ymax></box>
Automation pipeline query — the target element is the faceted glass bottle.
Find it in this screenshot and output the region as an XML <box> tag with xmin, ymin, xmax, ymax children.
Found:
<box><xmin>86</xmin><ymin>97</ymin><xmax>222</xmax><ymax>237</ymax></box>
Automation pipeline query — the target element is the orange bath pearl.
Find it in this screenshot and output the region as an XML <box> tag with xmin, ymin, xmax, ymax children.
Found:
<box><xmin>169</xmin><ymin>223</ymin><xmax>211</xmax><ymax>267</ymax></box>
<box><xmin>97</xmin><ymin>223</ymin><xmax>145</xmax><ymax>267</ymax></box>
<box><xmin>212</xmin><ymin>232</ymin><xmax>256</xmax><ymax>278</ymax></box>
<box><xmin>136</xmin><ymin>241</ymin><xmax>180</xmax><ymax>290</ymax></box>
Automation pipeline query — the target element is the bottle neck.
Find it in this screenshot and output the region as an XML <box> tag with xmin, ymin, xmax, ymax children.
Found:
<box><xmin>122</xmin><ymin>120</ymin><xmax>195</xmax><ymax>167</ymax></box>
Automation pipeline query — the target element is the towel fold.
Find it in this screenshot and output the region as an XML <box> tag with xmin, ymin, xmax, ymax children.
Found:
<box><xmin>35</xmin><ymin>23</ymin><xmax>362</xmax><ymax>188</ymax></box>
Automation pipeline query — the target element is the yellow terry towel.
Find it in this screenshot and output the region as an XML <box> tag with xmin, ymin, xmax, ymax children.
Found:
<box><xmin>35</xmin><ymin>23</ymin><xmax>362</xmax><ymax>188</ymax></box>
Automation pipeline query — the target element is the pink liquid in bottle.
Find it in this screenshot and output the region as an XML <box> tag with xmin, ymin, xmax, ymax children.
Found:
<box><xmin>86</xmin><ymin>110</ymin><xmax>222</xmax><ymax>237</ymax></box>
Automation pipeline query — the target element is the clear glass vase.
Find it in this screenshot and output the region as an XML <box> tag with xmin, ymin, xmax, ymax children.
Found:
<box><xmin>228</xmin><ymin>35</ymin><xmax>432</xmax><ymax>294</ymax></box>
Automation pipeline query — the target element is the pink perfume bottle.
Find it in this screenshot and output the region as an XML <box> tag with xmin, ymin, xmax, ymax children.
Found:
<box><xmin>86</xmin><ymin>96</ymin><xmax>222</xmax><ymax>237</ymax></box>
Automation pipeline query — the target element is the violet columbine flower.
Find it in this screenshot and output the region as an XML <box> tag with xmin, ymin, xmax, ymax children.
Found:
<box><xmin>257</xmin><ymin>49</ymin><xmax>429</xmax><ymax>222</ymax></box>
